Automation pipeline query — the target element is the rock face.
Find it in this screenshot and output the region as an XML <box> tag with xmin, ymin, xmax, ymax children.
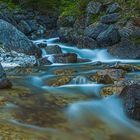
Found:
<box><xmin>97</xmin><ymin>25</ymin><xmax>121</xmax><ymax>47</ymax></box>
<box><xmin>84</xmin><ymin>23</ymin><xmax>109</xmax><ymax>39</ymax></box>
<box><xmin>119</xmin><ymin>84</ymin><xmax>140</xmax><ymax>121</ymax></box>
<box><xmin>100</xmin><ymin>13</ymin><xmax>120</xmax><ymax>24</ymax></box>
<box><xmin>108</xmin><ymin>39</ymin><xmax>140</xmax><ymax>59</ymax></box>
<box><xmin>0</xmin><ymin>19</ymin><xmax>40</xmax><ymax>56</ymax></box>
<box><xmin>0</xmin><ymin>63</ymin><xmax>12</xmax><ymax>89</ymax></box>
<box><xmin>77</xmin><ymin>36</ymin><xmax>99</xmax><ymax>49</ymax></box>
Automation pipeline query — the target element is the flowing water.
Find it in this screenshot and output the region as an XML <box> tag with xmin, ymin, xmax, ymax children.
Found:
<box><xmin>1</xmin><ymin>38</ymin><xmax>140</xmax><ymax>139</ymax></box>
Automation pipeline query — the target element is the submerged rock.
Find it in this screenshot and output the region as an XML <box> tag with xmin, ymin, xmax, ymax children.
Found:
<box><xmin>120</xmin><ymin>84</ymin><xmax>140</xmax><ymax>121</ymax></box>
<box><xmin>0</xmin><ymin>63</ymin><xmax>12</xmax><ymax>89</ymax></box>
<box><xmin>53</xmin><ymin>53</ymin><xmax>77</xmax><ymax>63</ymax></box>
<box><xmin>95</xmin><ymin>69</ymin><xmax>125</xmax><ymax>84</ymax></box>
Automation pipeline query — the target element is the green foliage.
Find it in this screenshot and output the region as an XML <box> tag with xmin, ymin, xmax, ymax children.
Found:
<box><xmin>0</xmin><ymin>0</ymin><xmax>17</xmax><ymax>9</ymax></box>
<box><xmin>130</xmin><ymin>36</ymin><xmax>140</xmax><ymax>45</ymax></box>
<box><xmin>60</xmin><ymin>0</ymin><xmax>91</xmax><ymax>17</ymax></box>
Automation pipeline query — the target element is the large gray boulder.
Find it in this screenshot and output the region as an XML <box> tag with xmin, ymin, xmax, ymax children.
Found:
<box><xmin>84</xmin><ymin>23</ymin><xmax>109</xmax><ymax>39</ymax></box>
<box><xmin>97</xmin><ymin>25</ymin><xmax>121</xmax><ymax>47</ymax></box>
<box><xmin>77</xmin><ymin>36</ymin><xmax>99</xmax><ymax>49</ymax></box>
<box><xmin>0</xmin><ymin>19</ymin><xmax>41</xmax><ymax>57</ymax></box>
<box><xmin>108</xmin><ymin>39</ymin><xmax>140</xmax><ymax>59</ymax></box>
<box><xmin>0</xmin><ymin>63</ymin><xmax>12</xmax><ymax>89</ymax></box>
<box><xmin>119</xmin><ymin>84</ymin><xmax>140</xmax><ymax>121</ymax></box>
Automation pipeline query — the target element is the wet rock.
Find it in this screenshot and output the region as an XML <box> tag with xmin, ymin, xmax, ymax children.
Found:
<box><xmin>108</xmin><ymin>39</ymin><xmax>140</xmax><ymax>59</ymax></box>
<box><xmin>77</xmin><ymin>36</ymin><xmax>99</xmax><ymax>49</ymax></box>
<box><xmin>0</xmin><ymin>63</ymin><xmax>12</xmax><ymax>89</ymax></box>
<box><xmin>47</xmin><ymin>76</ymin><xmax>72</xmax><ymax>87</ymax></box>
<box><xmin>0</xmin><ymin>19</ymin><xmax>38</xmax><ymax>56</ymax></box>
<box><xmin>53</xmin><ymin>53</ymin><xmax>77</xmax><ymax>63</ymax></box>
<box><xmin>119</xmin><ymin>84</ymin><xmax>140</xmax><ymax>121</ymax></box>
<box><xmin>86</xmin><ymin>2</ymin><xmax>102</xmax><ymax>14</ymax></box>
<box><xmin>100</xmin><ymin>86</ymin><xmax>124</xmax><ymax>97</ymax></box>
<box><xmin>100</xmin><ymin>80</ymin><xmax>140</xmax><ymax>97</ymax></box>
<box><xmin>45</xmin><ymin>45</ymin><xmax>62</xmax><ymax>54</ymax></box>
<box><xmin>95</xmin><ymin>69</ymin><xmax>125</xmax><ymax>84</ymax></box>
<box><xmin>84</xmin><ymin>23</ymin><xmax>109</xmax><ymax>39</ymax></box>
<box><xmin>36</xmin><ymin>42</ymin><xmax>47</xmax><ymax>48</ymax></box>
<box><xmin>97</xmin><ymin>25</ymin><xmax>121</xmax><ymax>47</ymax></box>
<box><xmin>38</xmin><ymin>57</ymin><xmax>52</xmax><ymax>65</ymax></box>
<box><xmin>100</xmin><ymin>13</ymin><xmax>120</xmax><ymax>24</ymax></box>
<box><xmin>106</xmin><ymin>2</ymin><xmax>121</xmax><ymax>13</ymax></box>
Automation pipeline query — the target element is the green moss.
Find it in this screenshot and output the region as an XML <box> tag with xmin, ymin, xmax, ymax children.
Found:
<box><xmin>130</xmin><ymin>36</ymin><xmax>140</xmax><ymax>45</ymax></box>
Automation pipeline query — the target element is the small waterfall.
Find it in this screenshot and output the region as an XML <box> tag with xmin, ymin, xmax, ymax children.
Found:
<box><xmin>40</xmin><ymin>47</ymin><xmax>54</xmax><ymax>63</ymax></box>
<box><xmin>41</xmin><ymin>48</ymin><xmax>47</xmax><ymax>57</ymax></box>
<box><xmin>70</xmin><ymin>76</ymin><xmax>92</xmax><ymax>84</ymax></box>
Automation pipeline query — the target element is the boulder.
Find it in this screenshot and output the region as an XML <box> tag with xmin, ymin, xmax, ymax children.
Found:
<box><xmin>119</xmin><ymin>84</ymin><xmax>140</xmax><ymax>121</ymax></box>
<box><xmin>45</xmin><ymin>45</ymin><xmax>62</xmax><ymax>54</ymax></box>
<box><xmin>0</xmin><ymin>19</ymin><xmax>40</xmax><ymax>57</ymax></box>
<box><xmin>100</xmin><ymin>80</ymin><xmax>140</xmax><ymax>97</ymax></box>
<box><xmin>84</xmin><ymin>23</ymin><xmax>109</xmax><ymax>39</ymax></box>
<box><xmin>58</xmin><ymin>27</ymin><xmax>80</xmax><ymax>44</ymax></box>
<box><xmin>53</xmin><ymin>53</ymin><xmax>77</xmax><ymax>63</ymax></box>
<box><xmin>38</xmin><ymin>57</ymin><xmax>52</xmax><ymax>65</ymax></box>
<box><xmin>0</xmin><ymin>63</ymin><xmax>12</xmax><ymax>89</ymax></box>
<box><xmin>95</xmin><ymin>69</ymin><xmax>126</xmax><ymax>84</ymax></box>
<box><xmin>97</xmin><ymin>25</ymin><xmax>121</xmax><ymax>47</ymax></box>
<box><xmin>86</xmin><ymin>2</ymin><xmax>102</xmax><ymax>14</ymax></box>
<box><xmin>77</xmin><ymin>36</ymin><xmax>99</xmax><ymax>49</ymax></box>
<box><xmin>57</xmin><ymin>15</ymin><xmax>76</xmax><ymax>27</ymax></box>
<box><xmin>108</xmin><ymin>39</ymin><xmax>140</xmax><ymax>59</ymax></box>
<box><xmin>106</xmin><ymin>2</ymin><xmax>120</xmax><ymax>13</ymax></box>
<box><xmin>100</xmin><ymin>13</ymin><xmax>120</xmax><ymax>24</ymax></box>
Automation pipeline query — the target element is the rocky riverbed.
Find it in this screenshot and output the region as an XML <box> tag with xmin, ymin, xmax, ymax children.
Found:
<box><xmin>0</xmin><ymin>1</ymin><xmax>140</xmax><ymax>140</ymax></box>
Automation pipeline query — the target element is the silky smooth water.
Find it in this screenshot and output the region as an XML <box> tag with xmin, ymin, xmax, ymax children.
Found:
<box><xmin>1</xmin><ymin>38</ymin><xmax>140</xmax><ymax>140</ymax></box>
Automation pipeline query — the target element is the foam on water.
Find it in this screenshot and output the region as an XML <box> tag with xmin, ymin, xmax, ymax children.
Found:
<box><xmin>34</xmin><ymin>38</ymin><xmax>140</xmax><ymax>65</ymax></box>
<box><xmin>66</xmin><ymin>96</ymin><xmax>140</xmax><ymax>134</ymax></box>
